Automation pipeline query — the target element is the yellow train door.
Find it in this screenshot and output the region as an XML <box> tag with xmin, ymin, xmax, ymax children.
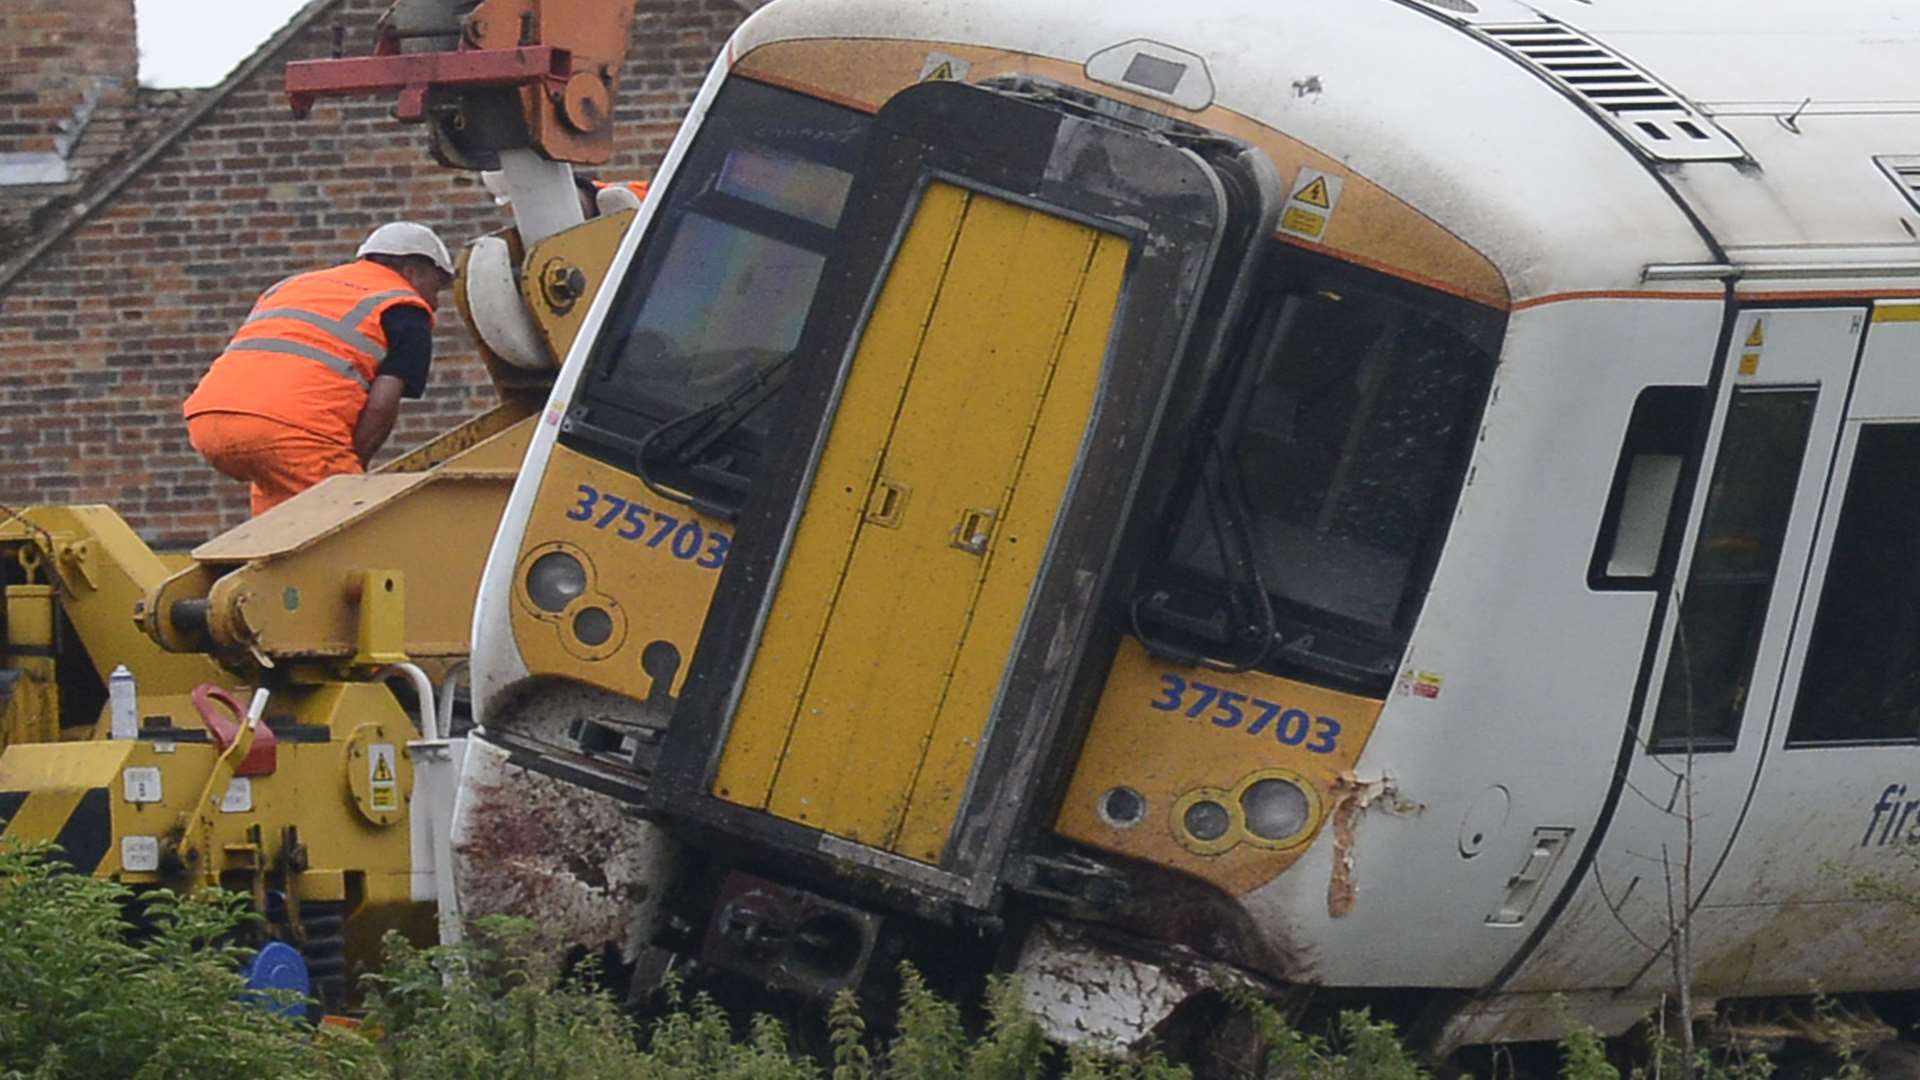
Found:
<box><xmin>712</xmin><ymin>181</ymin><xmax>1129</xmax><ymax>864</ymax></box>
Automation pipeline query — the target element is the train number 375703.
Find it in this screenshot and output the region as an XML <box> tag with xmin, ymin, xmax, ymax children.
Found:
<box><xmin>1150</xmin><ymin>673</ymin><xmax>1342</xmax><ymax>754</ymax></box>
<box><xmin>566</xmin><ymin>484</ymin><xmax>731</xmax><ymax>569</ymax></box>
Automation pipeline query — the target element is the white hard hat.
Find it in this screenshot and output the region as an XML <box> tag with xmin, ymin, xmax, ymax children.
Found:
<box><xmin>357</xmin><ymin>221</ymin><xmax>455</xmax><ymax>275</ymax></box>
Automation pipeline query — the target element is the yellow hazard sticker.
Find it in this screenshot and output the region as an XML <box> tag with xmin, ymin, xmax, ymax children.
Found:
<box><xmin>1746</xmin><ymin>320</ymin><xmax>1766</xmax><ymax>349</ymax></box>
<box><xmin>1280</xmin><ymin>207</ymin><xmax>1328</xmax><ymax>239</ymax></box>
<box><xmin>1294</xmin><ymin>176</ymin><xmax>1334</xmax><ymax>210</ymax></box>
<box><xmin>919</xmin><ymin>52</ymin><xmax>971</xmax><ymax>83</ymax></box>
<box><xmin>369</xmin><ymin>743</ymin><xmax>398</xmax><ymax>813</ymax></box>
<box><xmin>1278</xmin><ymin>168</ymin><xmax>1345</xmax><ymax>242</ymax></box>
<box><xmin>1739</xmin><ymin>352</ymin><xmax>1761</xmax><ymax>377</ymax></box>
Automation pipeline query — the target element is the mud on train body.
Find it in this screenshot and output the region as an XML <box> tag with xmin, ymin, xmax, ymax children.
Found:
<box><xmin>449</xmin><ymin>0</ymin><xmax>1920</xmax><ymax>1052</ymax></box>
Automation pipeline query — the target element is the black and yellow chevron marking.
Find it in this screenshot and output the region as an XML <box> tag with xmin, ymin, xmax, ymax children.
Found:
<box><xmin>0</xmin><ymin>787</ymin><xmax>111</xmax><ymax>873</ymax></box>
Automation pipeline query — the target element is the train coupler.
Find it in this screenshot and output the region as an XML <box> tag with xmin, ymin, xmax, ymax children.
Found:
<box><xmin>698</xmin><ymin>871</ymin><xmax>883</xmax><ymax>999</ymax></box>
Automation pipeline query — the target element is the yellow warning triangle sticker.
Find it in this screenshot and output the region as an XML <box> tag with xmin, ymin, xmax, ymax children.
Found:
<box><xmin>922</xmin><ymin>61</ymin><xmax>955</xmax><ymax>82</ymax></box>
<box><xmin>1746</xmin><ymin>321</ymin><xmax>1765</xmax><ymax>349</ymax></box>
<box><xmin>372</xmin><ymin>756</ymin><xmax>394</xmax><ymax>783</ymax></box>
<box><xmin>1294</xmin><ymin>176</ymin><xmax>1333</xmax><ymax>210</ymax></box>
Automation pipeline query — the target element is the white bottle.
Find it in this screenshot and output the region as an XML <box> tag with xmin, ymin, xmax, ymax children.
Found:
<box><xmin>108</xmin><ymin>664</ymin><xmax>138</xmax><ymax>740</ymax></box>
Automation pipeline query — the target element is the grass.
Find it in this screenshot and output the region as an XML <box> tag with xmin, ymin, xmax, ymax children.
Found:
<box><xmin>0</xmin><ymin>841</ymin><xmax>1892</xmax><ymax>1078</ymax></box>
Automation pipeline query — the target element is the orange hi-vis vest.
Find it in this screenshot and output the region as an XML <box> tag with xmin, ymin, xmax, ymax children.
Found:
<box><xmin>592</xmin><ymin>179</ymin><xmax>650</xmax><ymax>200</ymax></box>
<box><xmin>183</xmin><ymin>260</ymin><xmax>432</xmax><ymax>447</ymax></box>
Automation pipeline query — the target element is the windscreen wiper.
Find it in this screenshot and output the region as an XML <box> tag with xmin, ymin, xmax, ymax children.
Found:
<box><xmin>1131</xmin><ymin>434</ymin><xmax>1277</xmax><ymax>674</ymax></box>
<box><xmin>633</xmin><ymin>354</ymin><xmax>793</xmax><ymax>521</ymax></box>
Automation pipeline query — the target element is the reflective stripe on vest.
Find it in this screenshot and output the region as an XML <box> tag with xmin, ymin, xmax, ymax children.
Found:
<box><xmin>240</xmin><ymin>288</ymin><xmax>416</xmax><ymax>375</ymax></box>
<box><xmin>231</xmin><ymin>339</ymin><xmax>373</xmax><ymax>390</ymax></box>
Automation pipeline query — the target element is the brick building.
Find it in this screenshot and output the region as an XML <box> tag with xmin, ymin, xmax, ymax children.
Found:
<box><xmin>0</xmin><ymin>0</ymin><xmax>751</xmax><ymax>547</ymax></box>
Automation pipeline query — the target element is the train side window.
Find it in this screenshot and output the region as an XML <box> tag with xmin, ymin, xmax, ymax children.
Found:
<box><xmin>1590</xmin><ymin>386</ymin><xmax>1704</xmax><ymax>589</ymax></box>
<box><xmin>1787</xmin><ymin>424</ymin><xmax>1920</xmax><ymax>746</ymax></box>
<box><xmin>1649</xmin><ymin>387</ymin><xmax>1816</xmax><ymax>752</ymax></box>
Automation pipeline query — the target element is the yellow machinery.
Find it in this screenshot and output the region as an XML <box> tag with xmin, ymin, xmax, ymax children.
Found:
<box><xmin>0</xmin><ymin>0</ymin><xmax>642</xmax><ymax>1010</ymax></box>
<box><xmin>0</xmin><ymin>503</ymin><xmax>463</xmax><ymax>1008</ymax></box>
<box><xmin>0</xmin><ymin>194</ymin><xmax>627</xmax><ymax>1002</ymax></box>
<box><xmin>0</xmin><ymin>226</ymin><xmax>619</xmax><ymax>1000</ymax></box>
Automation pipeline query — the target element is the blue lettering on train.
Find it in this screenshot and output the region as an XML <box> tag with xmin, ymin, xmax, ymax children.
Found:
<box><xmin>1862</xmin><ymin>784</ymin><xmax>1920</xmax><ymax>847</ymax></box>
<box><xmin>1149</xmin><ymin>673</ymin><xmax>1342</xmax><ymax>754</ymax></box>
<box><xmin>565</xmin><ymin>483</ymin><xmax>731</xmax><ymax>569</ymax></box>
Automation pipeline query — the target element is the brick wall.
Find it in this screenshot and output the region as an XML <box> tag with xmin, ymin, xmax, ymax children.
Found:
<box><xmin>0</xmin><ymin>0</ymin><xmax>136</xmax><ymax>157</ymax></box>
<box><xmin>0</xmin><ymin>0</ymin><xmax>746</xmax><ymax>548</ymax></box>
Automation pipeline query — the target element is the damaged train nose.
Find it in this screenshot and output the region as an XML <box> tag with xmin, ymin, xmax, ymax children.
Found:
<box><xmin>450</xmin><ymin>736</ymin><xmax>680</xmax><ymax>966</ymax></box>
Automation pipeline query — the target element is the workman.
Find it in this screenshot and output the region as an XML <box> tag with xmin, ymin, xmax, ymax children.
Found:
<box><xmin>479</xmin><ymin>170</ymin><xmax>649</xmax><ymax>217</ymax></box>
<box><xmin>182</xmin><ymin>222</ymin><xmax>456</xmax><ymax>516</ymax></box>
<box><xmin>589</xmin><ymin>177</ymin><xmax>650</xmax><ymax>214</ymax></box>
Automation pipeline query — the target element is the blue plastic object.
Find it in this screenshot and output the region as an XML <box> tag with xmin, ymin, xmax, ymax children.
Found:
<box><xmin>243</xmin><ymin>941</ymin><xmax>311</xmax><ymax>1019</ymax></box>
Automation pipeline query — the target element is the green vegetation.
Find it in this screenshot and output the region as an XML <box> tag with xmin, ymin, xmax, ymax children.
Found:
<box><xmin>0</xmin><ymin>842</ymin><xmax>1899</xmax><ymax>1078</ymax></box>
<box><xmin>0</xmin><ymin>842</ymin><xmax>363</xmax><ymax>1079</ymax></box>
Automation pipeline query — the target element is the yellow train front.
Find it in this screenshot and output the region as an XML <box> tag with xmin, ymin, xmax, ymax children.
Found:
<box><xmin>458</xmin><ymin>0</ymin><xmax>1520</xmax><ymax>1039</ymax></box>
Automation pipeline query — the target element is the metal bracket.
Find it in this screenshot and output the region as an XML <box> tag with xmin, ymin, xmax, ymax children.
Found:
<box><xmin>286</xmin><ymin>45</ymin><xmax>567</xmax><ymax>122</ymax></box>
<box><xmin>350</xmin><ymin>569</ymin><xmax>408</xmax><ymax>668</ymax></box>
<box><xmin>56</xmin><ymin>539</ymin><xmax>99</xmax><ymax>592</ymax></box>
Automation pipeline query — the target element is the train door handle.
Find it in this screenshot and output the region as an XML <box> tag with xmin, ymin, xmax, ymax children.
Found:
<box><xmin>1486</xmin><ymin>826</ymin><xmax>1574</xmax><ymax>926</ymax></box>
<box><xmin>952</xmin><ymin>508</ymin><xmax>997</xmax><ymax>556</ymax></box>
<box><xmin>865</xmin><ymin>477</ymin><xmax>909</xmax><ymax>529</ymax></box>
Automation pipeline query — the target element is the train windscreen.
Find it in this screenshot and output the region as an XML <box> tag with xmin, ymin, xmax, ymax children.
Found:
<box><xmin>565</xmin><ymin>78</ymin><xmax>872</xmax><ymax>473</ymax></box>
<box><xmin>1149</xmin><ymin>253</ymin><xmax>1502</xmax><ymax>693</ymax></box>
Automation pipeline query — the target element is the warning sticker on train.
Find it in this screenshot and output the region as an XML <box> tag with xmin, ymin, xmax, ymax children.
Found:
<box><xmin>1740</xmin><ymin>317</ymin><xmax>1765</xmax><ymax>377</ymax></box>
<box><xmin>1278</xmin><ymin>168</ymin><xmax>1345</xmax><ymax>241</ymax></box>
<box><xmin>919</xmin><ymin>52</ymin><xmax>971</xmax><ymax>83</ymax></box>
<box><xmin>1397</xmin><ymin>669</ymin><xmax>1445</xmax><ymax>700</ymax></box>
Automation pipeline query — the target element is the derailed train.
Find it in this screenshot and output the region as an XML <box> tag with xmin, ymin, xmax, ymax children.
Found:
<box><xmin>451</xmin><ymin>0</ymin><xmax>1920</xmax><ymax>1051</ymax></box>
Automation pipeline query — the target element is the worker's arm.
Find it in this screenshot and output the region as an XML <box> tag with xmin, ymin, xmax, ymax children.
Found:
<box><xmin>354</xmin><ymin>305</ymin><xmax>436</xmax><ymax>466</ymax></box>
<box><xmin>353</xmin><ymin>374</ymin><xmax>407</xmax><ymax>465</ymax></box>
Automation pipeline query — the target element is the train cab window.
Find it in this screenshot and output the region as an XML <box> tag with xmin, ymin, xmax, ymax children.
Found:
<box><xmin>1590</xmin><ymin>387</ymin><xmax>1704</xmax><ymax>588</ymax></box>
<box><xmin>562</xmin><ymin>78</ymin><xmax>872</xmax><ymax>487</ymax></box>
<box><xmin>1650</xmin><ymin>388</ymin><xmax>1816</xmax><ymax>752</ymax></box>
<box><xmin>1787</xmin><ymin>424</ymin><xmax>1920</xmax><ymax>746</ymax></box>
<box><xmin>1138</xmin><ymin>255</ymin><xmax>1502</xmax><ymax>694</ymax></box>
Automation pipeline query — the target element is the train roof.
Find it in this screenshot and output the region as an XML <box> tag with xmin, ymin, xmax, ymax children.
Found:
<box><xmin>736</xmin><ymin>0</ymin><xmax>1920</xmax><ymax>304</ymax></box>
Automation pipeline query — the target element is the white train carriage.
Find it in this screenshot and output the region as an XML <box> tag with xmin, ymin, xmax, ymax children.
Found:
<box><xmin>458</xmin><ymin>0</ymin><xmax>1920</xmax><ymax>1050</ymax></box>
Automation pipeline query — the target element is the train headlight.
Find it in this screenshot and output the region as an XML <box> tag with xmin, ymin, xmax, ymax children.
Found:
<box><xmin>1183</xmin><ymin>799</ymin><xmax>1232</xmax><ymax>842</ymax></box>
<box><xmin>526</xmin><ymin>551</ymin><xmax>588</xmax><ymax>612</ymax></box>
<box><xmin>1241</xmin><ymin>777</ymin><xmax>1311</xmax><ymax>843</ymax></box>
<box><xmin>573</xmin><ymin>606</ymin><xmax>615</xmax><ymax>647</ymax></box>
